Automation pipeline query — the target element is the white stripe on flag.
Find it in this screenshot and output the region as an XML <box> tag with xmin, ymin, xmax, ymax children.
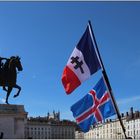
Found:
<box><xmin>67</xmin><ymin>47</ymin><xmax>91</xmax><ymax>83</ymax></box>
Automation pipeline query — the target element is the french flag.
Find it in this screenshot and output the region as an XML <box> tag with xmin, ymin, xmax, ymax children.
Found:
<box><xmin>61</xmin><ymin>25</ymin><xmax>101</xmax><ymax>94</ymax></box>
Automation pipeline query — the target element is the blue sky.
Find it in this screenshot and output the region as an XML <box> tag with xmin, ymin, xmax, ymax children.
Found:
<box><xmin>0</xmin><ymin>1</ymin><xmax>140</xmax><ymax>120</ymax></box>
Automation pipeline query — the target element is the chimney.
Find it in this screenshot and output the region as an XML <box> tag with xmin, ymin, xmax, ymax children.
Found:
<box><xmin>130</xmin><ymin>107</ymin><xmax>133</xmax><ymax>114</ymax></box>
<box><xmin>121</xmin><ymin>113</ymin><xmax>124</xmax><ymax>118</ymax></box>
<box><xmin>130</xmin><ymin>107</ymin><xmax>134</xmax><ymax>118</ymax></box>
<box><xmin>126</xmin><ymin>112</ymin><xmax>129</xmax><ymax>116</ymax></box>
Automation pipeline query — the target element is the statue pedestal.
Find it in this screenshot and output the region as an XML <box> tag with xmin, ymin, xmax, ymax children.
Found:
<box><xmin>0</xmin><ymin>104</ymin><xmax>28</xmax><ymax>139</ymax></box>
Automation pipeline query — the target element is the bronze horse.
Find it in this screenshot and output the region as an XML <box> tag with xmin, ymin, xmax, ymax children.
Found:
<box><xmin>0</xmin><ymin>56</ymin><xmax>23</xmax><ymax>104</ymax></box>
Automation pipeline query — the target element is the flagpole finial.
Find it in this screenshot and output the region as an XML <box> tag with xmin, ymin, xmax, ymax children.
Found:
<box><xmin>88</xmin><ymin>20</ymin><xmax>91</xmax><ymax>26</ymax></box>
<box><xmin>88</xmin><ymin>20</ymin><xmax>91</xmax><ymax>23</ymax></box>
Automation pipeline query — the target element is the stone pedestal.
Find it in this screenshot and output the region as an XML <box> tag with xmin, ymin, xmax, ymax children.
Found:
<box><xmin>0</xmin><ymin>104</ymin><xmax>28</xmax><ymax>139</ymax></box>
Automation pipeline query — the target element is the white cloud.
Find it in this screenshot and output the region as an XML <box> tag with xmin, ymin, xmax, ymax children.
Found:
<box><xmin>117</xmin><ymin>95</ymin><xmax>140</xmax><ymax>105</ymax></box>
<box><xmin>0</xmin><ymin>98</ymin><xmax>6</xmax><ymax>103</ymax></box>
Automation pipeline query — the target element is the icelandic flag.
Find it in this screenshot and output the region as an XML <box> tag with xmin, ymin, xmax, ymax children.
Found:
<box><xmin>61</xmin><ymin>25</ymin><xmax>101</xmax><ymax>94</ymax></box>
<box><xmin>71</xmin><ymin>77</ymin><xmax>116</xmax><ymax>132</ymax></box>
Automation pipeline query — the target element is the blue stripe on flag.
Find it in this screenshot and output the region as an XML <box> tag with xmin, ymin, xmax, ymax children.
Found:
<box><xmin>99</xmin><ymin>100</ymin><xmax>116</xmax><ymax>119</ymax></box>
<box><xmin>76</xmin><ymin>26</ymin><xmax>101</xmax><ymax>74</ymax></box>
<box><xmin>78</xmin><ymin>115</ymin><xmax>96</xmax><ymax>132</ymax></box>
<box><xmin>93</xmin><ymin>77</ymin><xmax>107</xmax><ymax>99</ymax></box>
<box><xmin>71</xmin><ymin>93</ymin><xmax>93</xmax><ymax>117</ymax></box>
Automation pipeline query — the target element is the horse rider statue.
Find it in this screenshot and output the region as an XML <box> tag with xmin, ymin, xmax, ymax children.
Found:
<box><xmin>0</xmin><ymin>56</ymin><xmax>23</xmax><ymax>104</ymax></box>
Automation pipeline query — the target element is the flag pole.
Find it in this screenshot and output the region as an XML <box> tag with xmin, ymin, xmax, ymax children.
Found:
<box><xmin>88</xmin><ymin>20</ymin><xmax>127</xmax><ymax>139</ymax></box>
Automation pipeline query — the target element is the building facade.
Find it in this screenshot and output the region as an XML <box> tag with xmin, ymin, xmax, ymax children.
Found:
<box><xmin>25</xmin><ymin>111</ymin><xmax>76</xmax><ymax>139</ymax></box>
<box><xmin>84</xmin><ymin>118</ymin><xmax>126</xmax><ymax>139</ymax></box>
<box><xmin>0</xmin><ymin>104</ymin><xmax>28</xmax><ymax>139</ymax></box>
<box><xmin>25</xmin><ymin>121</ymin><xmax>75</xmax><ymax>139</ymax></box>
<box><xmin>75</xmin><ymin>131</ymin><xmax>84</xmax><ymax>139</ymax></box>
<box><xmin>126</xmin><ymin>108</ymin><xmax>140</xmax><ymax>139</ymax></box>
<box><xmin>77</xmin><ymin>107</ymin><xmax>140</xmax><ymax>139</ymax></box>
<box><xmin>0</xmin><ymin>105</ymin><xmax>77</xmax><ymax>139</ymax></box>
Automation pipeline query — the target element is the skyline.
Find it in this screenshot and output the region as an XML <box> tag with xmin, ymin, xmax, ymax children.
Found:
<box><xmin>0</xmin><ymin>2</ymin><xmax>140</xmax><ymax>120</ymax></box>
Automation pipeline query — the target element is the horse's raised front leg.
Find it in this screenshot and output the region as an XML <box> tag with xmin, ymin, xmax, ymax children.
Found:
<box><xmin>3</xmin><ymin>86</ymin><xmax>8</xmax><ymax>92</ymax></box>
<box><xmin>13</xmin><ymin>84</ymin><xmax>21</xmax><ymax>98</ymax></box>
<box><xmin>6</xmin><ymin>86</ymin><xmax>12</xmax><ymax>104</ymax></box>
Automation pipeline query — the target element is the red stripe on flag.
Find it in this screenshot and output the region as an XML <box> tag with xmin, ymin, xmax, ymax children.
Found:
<box><xmin>61</xmin><ymin>66</ymin><xmax>81</xmax><ymax>94</ymax></box>
<box><xmin>76</xmin><ymin>91</ymin><xmax>110</xmax><ymax>123</ymax></box>
<box><xmin>76</xmin><ymin>106</ymin><xmax>96</xmax><ymax>123</ymax></box>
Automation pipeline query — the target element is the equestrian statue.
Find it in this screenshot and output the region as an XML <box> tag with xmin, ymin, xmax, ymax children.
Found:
<box><xmin>0</xmin><ymin>56</ymin><xmax>23</xmax><ymax>104</ymax></box>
